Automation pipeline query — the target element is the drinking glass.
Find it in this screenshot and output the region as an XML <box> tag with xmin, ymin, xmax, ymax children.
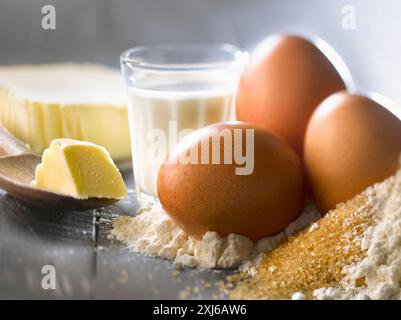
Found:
<box><xmin>121</xmin><ymin>43</ymin><xmax>247</xmax><ymax>208</ymax></box>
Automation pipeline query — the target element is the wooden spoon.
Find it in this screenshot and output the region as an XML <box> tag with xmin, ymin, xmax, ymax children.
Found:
<box><xmin>0</xmin><ymin>126</ymin><xmax>118</xmax><ymax>210</ymax></box>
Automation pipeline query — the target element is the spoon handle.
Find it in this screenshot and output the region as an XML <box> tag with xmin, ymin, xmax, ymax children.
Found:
<box><xmin>0</xmin><ymin>125</ymin><xmax>34</xmax><ymax>157</ymax></box>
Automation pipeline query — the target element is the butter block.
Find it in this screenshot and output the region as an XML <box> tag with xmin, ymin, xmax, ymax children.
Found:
<box><xmin>0</xmin><ymin>64</ymin><xmax>130</xmax><ymax>161</ymax></box>
<box><xmin>32</xmin><ymin>139</ymin><xmax>128</xmax><ymax>199</ymax></box>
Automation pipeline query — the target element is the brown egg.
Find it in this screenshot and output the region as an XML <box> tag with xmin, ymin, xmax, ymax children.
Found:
<box><xmin>157</xmin><ymin>121</ymin><xmax>305</xmax><ymax>241</ymax></box>
<box><xmin>236</xmin><ymin>35</ymin><xmax>346</xmax><ymax>156</ymax></box>
<box><xmin>304</xmin><ymin>92</ymin><xmax>401</xmax><ymax>213</ymax></box>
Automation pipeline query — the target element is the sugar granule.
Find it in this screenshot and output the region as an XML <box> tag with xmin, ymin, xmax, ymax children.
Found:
<box><xmin>227</xmin><ymin>169</ymin><xmax>401</xmax><ymax>300</ymax></box>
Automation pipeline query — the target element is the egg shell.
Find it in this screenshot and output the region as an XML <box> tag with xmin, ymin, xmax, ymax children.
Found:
<box><xmin>236</xmin><ymin>35</ymin><xmax>346</xmax><ymax>156</ymax></box>
<box><xmin>304</xmin><ymin>92</ymin><xmax>401</xmax><ymax>213</ymax></box>
<box><xmin>157</xmin><ymin>121</ymin><xmax>305</xmax><ymax>241</ymax></box>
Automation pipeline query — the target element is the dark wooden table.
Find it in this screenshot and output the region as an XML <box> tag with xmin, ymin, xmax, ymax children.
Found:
<box><xmin>0</xmin><ymin>172</ymin><xmax>228</xmax><ymax>299</ymax></box>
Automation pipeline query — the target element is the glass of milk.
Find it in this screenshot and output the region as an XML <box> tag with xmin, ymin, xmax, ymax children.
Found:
<box><xmin>121</xmin><ymin>44</ymin><xmax>247</xmax><ymax>208</ymax></box>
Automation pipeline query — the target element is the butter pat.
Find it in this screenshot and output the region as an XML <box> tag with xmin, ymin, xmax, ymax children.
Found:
<box><xmin>32</xmin><ymin>139</ymin><xmax>127</xmax><ymax>199</ymax></box>
<box><xmin>0</xmin><ymin>63</ymin><xmax>130</xmax><ymax>161</ymax></box>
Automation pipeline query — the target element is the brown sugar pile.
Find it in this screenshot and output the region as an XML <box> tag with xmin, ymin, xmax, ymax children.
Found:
<box><xmin>227</xmin><ymin>192</ymin><xmax>376</xmax><ymax>299</ymax></box>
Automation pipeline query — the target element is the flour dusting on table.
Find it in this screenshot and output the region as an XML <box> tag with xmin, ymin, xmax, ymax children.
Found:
<box><xmin>111</xmin><ymin>202</ymin><xmax>320</xmax><ymax>269</ymax></box>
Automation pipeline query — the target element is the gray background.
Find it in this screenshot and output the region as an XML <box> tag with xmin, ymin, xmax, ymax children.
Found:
<box><xmin>0</xmin><ymin>0</ymin><xmax>401</xmax><ymax>114</ymax></box>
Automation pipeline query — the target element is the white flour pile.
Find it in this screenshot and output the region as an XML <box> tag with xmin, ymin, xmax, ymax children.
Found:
<box><xmin>311</xmin><ymin>169</ymin><xmax>401</xmax><ymax>300</ymax></box>
<box><xmin>111</xmin><ymin>202</ymin><xmax>320</xmax><ymax>269</ymax></box>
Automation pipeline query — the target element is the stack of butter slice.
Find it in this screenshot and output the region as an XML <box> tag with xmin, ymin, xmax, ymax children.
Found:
<box><xmin>0</xmin><ymin>63</ymin><xmax>130</xmax><ymax>162</ymax></box>
<box><xmin>32</xmin><ymin>139</ymin><xmax>128</xmax><ymax>200</ymax></box>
